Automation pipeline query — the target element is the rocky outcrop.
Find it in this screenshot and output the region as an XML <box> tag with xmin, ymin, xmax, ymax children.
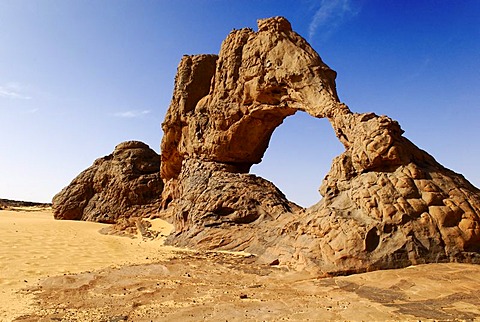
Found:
<box><xmin>0</xmin><ymin>199</ymin><xmax>51</xmax><ymax>209</ymax></box>
<box><xmin>160</xmin><ymin>17</ymin><xmax>480</xmax><ymax>275</ymax></box>
<box><xmin>53</xmin><ymin>141</ymin><xmax>163</xmax><ymax>223</ymax></box>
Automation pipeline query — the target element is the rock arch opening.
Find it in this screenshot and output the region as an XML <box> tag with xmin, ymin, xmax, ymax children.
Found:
<box><xmin>251</xmin><ymin>111</ymin><xmax>344</xmax><ymax>207</ymax></box>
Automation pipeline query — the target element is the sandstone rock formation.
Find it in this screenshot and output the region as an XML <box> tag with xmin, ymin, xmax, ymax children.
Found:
<box><xmin>160</xmin><ymin>17</ymin><xmax>480</xmax><ymax>275</ymax></box>
<box><xmin>53</xmin><ymin>141</ymin><xmax>163</xmax><ymax>224</ymax></box>
<box><xmin>0</xmin><ymin>199</ymin><xmax>51</xmax><ymax>210</ymax></box>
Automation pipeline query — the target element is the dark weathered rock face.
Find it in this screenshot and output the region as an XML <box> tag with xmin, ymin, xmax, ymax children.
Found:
<box><xmin>53</xmin><ymin>141</ymin><xmax>163</xmax><ymax>223</ymax></box>
<box><xmin>160</xmin><ymin>16</ymin><xmax>480</xmax><ymax>275</ymax></box>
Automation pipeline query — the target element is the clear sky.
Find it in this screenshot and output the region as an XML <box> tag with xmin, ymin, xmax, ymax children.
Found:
<box><xmin>1</xmin><ymin>0</ymin><xmax>479</xmax><ymax>206</ymax></box>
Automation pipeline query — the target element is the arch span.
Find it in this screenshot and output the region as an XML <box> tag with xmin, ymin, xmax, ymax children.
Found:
<box><xmin>160</xmin><ymin>16</ymin><xmax>348</xmax><ymax>185</ymax></box>
<box><xmin>159</xmin><ymin>17</ymin><xmax>480</xmax><ymax>275</ymax></box>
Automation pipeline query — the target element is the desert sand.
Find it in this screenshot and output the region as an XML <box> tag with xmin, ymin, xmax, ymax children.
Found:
<box><xmin>1</xmin><ymin>207</ymin><xmax>480</xmax><ymax>321</ymax></box>
<box><xmin>0</xmin><ymin>207</ymin><xmax>174</xmax><ymax>321</ymax></box>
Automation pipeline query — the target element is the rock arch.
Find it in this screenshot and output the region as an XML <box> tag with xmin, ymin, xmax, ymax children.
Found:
<box><xmin>161</xmin><ymin>17</ymin><xmax>344</xmax><ymax>180</ymax></box>
<box><xmin>160</xmin><ymin>17</ymin><xmax>480</xmax><ymax>275</ymax></box>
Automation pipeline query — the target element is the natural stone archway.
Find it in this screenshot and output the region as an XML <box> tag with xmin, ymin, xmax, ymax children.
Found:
<box><xmin>160</xmin><ymin>17</ymin><xmax>344</xmax><ymax>181</ymax></box>
<box><xmin>160</xmin><ymin>17</ymin><xmax>480</xmax><ymax>275</ymax></box>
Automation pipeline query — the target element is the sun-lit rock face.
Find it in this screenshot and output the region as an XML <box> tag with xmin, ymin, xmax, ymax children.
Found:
<box><xmin>160</xmin><ymin>17</ymin><xmax>344</xmax><ymax>181</ymax></box>
<box><xmin>53</xmin><ymin>141</ymin><xmax>163</xmax><ymax>224</ymax></box>
<box><xmin>160</xmin><ymin>16</ymin><xmax>480</xmax><ymax>275</ymax></box>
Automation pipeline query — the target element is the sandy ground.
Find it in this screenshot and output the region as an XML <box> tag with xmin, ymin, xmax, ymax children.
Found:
<box><xmin>0</xmin><ymin>208</ymin><xmax>174</xmax><ymax>321</ymax></box>
<box><xmin>2</xmin><ymin>208</ymin><xmax>480</xmax><ymax>321</ymax></box>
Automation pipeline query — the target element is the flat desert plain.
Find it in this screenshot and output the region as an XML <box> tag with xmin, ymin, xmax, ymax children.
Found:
<box><xmin>1</xmin><ymin>207</ymin><xmax>480</xmax><ymax>321</ymax></box>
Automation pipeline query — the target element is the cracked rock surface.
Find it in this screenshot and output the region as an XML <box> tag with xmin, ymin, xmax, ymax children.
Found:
<box><xmin>160</xmin><ymin>16</ymin><xmax>480</xmax><ymax>275</ymax></box>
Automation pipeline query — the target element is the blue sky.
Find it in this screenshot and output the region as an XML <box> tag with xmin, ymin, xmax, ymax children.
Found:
<box><xmin>1</xmin><ymin>0</ymin><xmax>479</xmax><ymax>206</ymax></box>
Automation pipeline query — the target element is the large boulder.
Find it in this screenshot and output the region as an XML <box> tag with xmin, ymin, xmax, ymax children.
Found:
<box><xmin>160</xmin><ymin>17</ymin><xmax>480</xmax><ymax>275</ymax></box>
<box><xmin>53</xmin><ymin>141</ymin><xmax>163</xmax><ymax>223</ymax></box>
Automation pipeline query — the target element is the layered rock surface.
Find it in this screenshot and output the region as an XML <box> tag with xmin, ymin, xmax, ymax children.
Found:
<box><xmin>161</xmin><ymin>17</ymin><xmax>480</xmax><ymax>275</ymax></box>
<box><xmin>53</xmin><ymin>141</ymin><xmax>163</xmax><ymax>223</ymax></box>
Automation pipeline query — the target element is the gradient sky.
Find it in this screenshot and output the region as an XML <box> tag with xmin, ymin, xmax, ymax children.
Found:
<box><xmin>1</xmin><ymin>0</ymin><xmax>479</xmax><ymax>206</ymax></box>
